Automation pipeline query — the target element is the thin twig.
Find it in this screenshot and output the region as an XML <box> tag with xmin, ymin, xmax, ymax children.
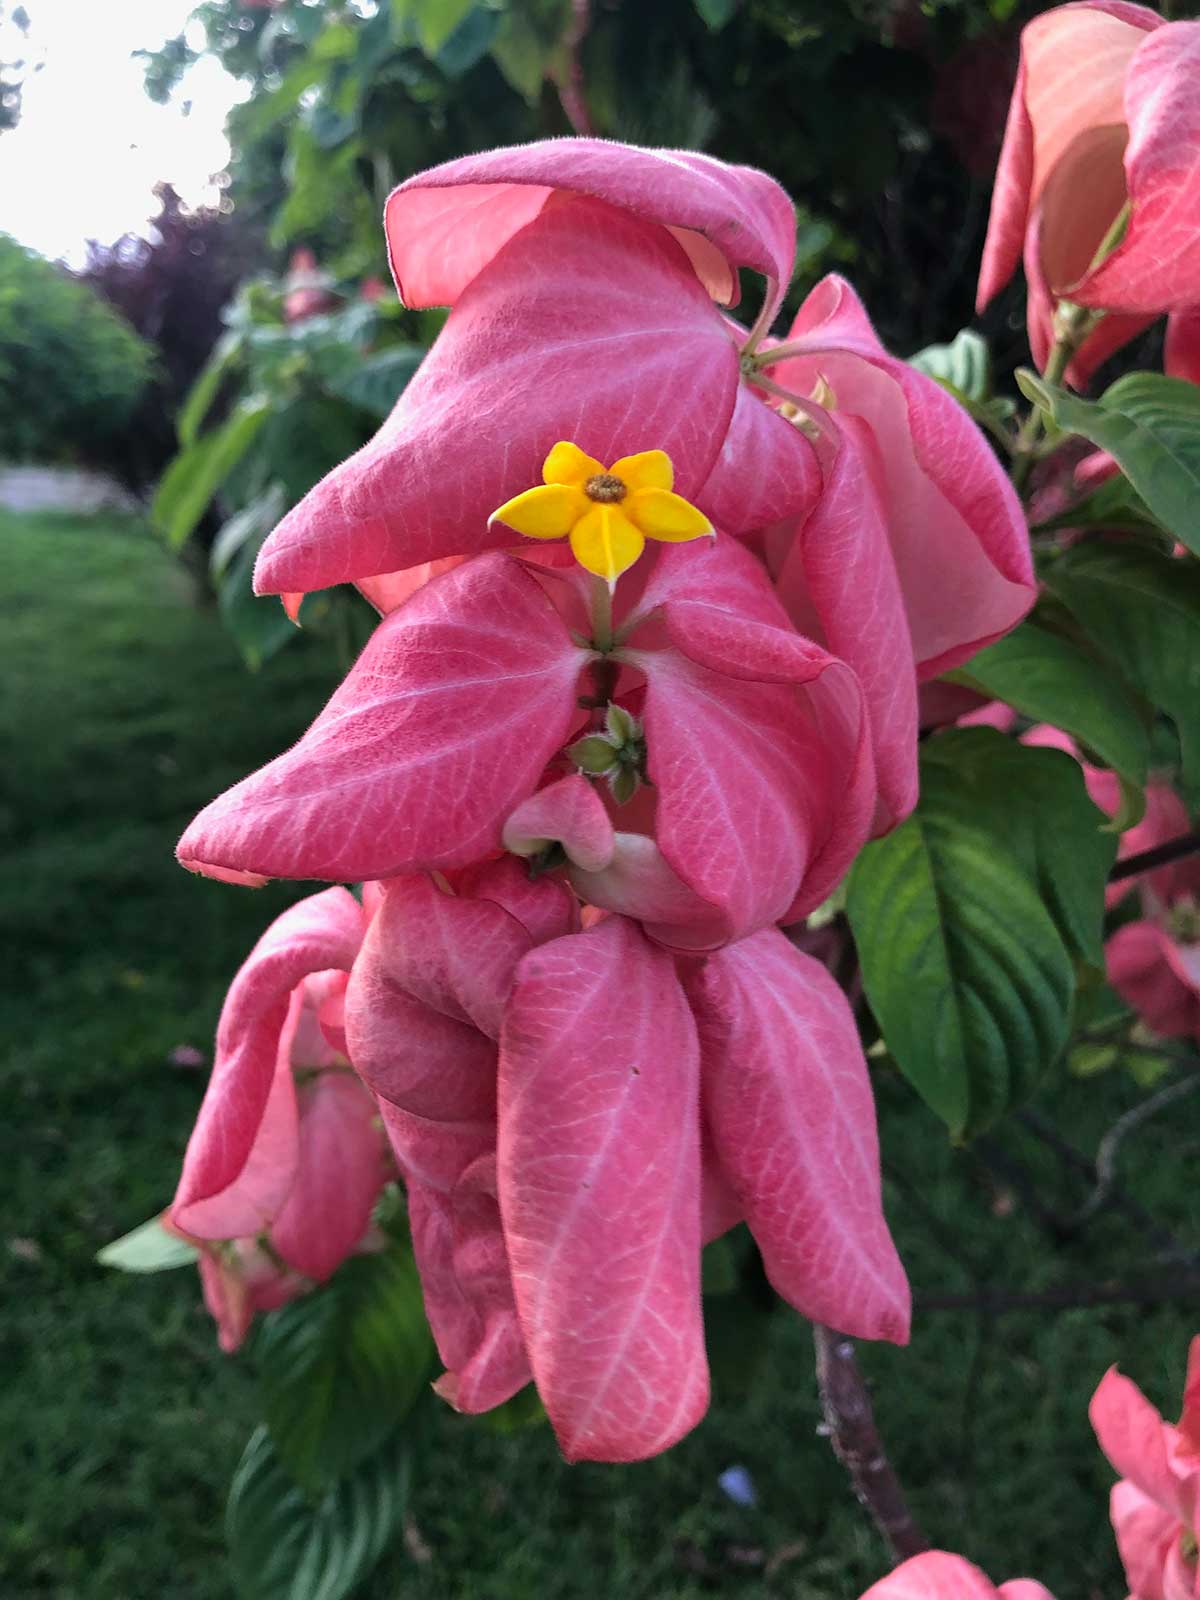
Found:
<box><xmin>1016</xmin><ymin>1107</ymin><xmax>1194</xmax><ymax>1262</ymax></box>
<box><xmin>1109</xmin><ymin>830</ymin><xmax>1200</xmax><ymax>884</ymax></box>
<box><xmin>812</xmin><ymin>1325</ymin><xmax>929</xmax><ymax>1563</ymax></box>
<box><xmin>1068</xmin><ymin>1075</ymin><xmax>1200</xmax><ymax>1230</ymax></box>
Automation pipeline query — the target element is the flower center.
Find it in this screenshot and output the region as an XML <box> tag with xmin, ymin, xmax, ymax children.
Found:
<box><xmin>584</xmin><ymin>472</ymin><xmax>627</xmax><ymax>504</ymax></box>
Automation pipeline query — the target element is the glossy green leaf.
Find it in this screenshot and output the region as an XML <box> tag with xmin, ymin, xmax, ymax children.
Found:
<box><xmin>909</xmin><ymin>327</ymin><xmax>990</xmax><ymax>403</ymax></box>
<box><xmin>1018</xmin><ymin>371</ymin><xmax>1200</xmax><ymax>556</ymax></box>
<box><xmin>227</xmin><ymin>1426</ymin><xmax>410</xmax><ymax>1600</ymax></box>
<box><xmin>950</xmin><ymin>620</ymin><xmax>1149</xmax><ymax>829</ymax></box>
<box><xmin>847</xmin><ymin>737</ymin><xmax>1076</xmax><ymax>1136</ymax></box>
<box><xmin>97</xmin><ymin>1217</ymin><xmax>198</xmax><ymax>1273</ymax></box>
<box><xmin>257</xmin><ymin>1244</ymin><xmax>433</xmax><ymax>1492</ymax></box>
<box><xmin>153</xmin><ymin>398</ymin><xmax>271</xmax><ymax>550</ymax></box>
<box><xmin>328</xmin><ymin>345</ymin><xmax>425</xmax><ymax>419</ymax></box>
<box><xmin>920</xmin><ymin>730</ymin><xmax>1117</xmax><ymax>965</ymax></box>
<box><xmin>1044</xmin><ymin>541</ymin><xmax>1200</xmax><ymax>792</ymax></box>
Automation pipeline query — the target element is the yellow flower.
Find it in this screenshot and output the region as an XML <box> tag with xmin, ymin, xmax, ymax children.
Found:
<box><xmin>488</xmin><ymin>441</ymin><xmax>714</xmax><ymax>587</ymax></box>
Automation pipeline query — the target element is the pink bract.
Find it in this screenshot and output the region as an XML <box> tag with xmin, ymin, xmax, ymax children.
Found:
<box><xmin>180</xmin><ymin>538</ymin><xmax>875</xmax><ymax>951</ymax></box>
<box><xmin>1091</xmin><ymin>1339</ymin><xmax>1200</xmax><ymax>1600</ymax></box>
<box><xmin>168</xmin><ymin>887</ymin><xmax>391</xmax><ymax>1348</ymax></box>
<box><xmin>685</xmin><ymin>928</ymin><xmax>910</xmax><ymax>1342</ymax></box>
<box><xmin>859</xmin><ymin>1551</ymin><xmax>1056</xmax><ymax>1600</ymax></box>
<box><xmin>251</xmin><ymin>139</ymin><xmax>1032</xmax><ymax>730</ymax></box>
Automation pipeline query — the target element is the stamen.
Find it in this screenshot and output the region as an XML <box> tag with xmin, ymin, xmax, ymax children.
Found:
<box><xmin>584</xmin><ymin>472</ymin><xmax>627</xmax><ymax>504</ymax></box>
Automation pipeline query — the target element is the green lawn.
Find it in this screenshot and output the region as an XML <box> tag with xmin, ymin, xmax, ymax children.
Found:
<box><xmin>3</xmin><ymin>509</ymin><xmax>1198</xmax><ymax>1599</ymax></box>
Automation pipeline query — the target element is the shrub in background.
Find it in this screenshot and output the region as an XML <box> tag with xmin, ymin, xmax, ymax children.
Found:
<box><xmin>0</xmin><ymin>233</ymin><xmax>155</xmax><ymax>467</ymax></box>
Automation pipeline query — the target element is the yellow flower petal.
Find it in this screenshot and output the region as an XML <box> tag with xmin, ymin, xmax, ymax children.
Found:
<box><xmin>542</xmin><ymin>441</ymin><xmax>607</xmax><ymax>488</ymax></box>
<box><xmin>610</xmin><ymin>450</ymin><xmax>673</xmax><ymax>494</ymax></box>
<box><xmin>626</xmin><ymin>487</ymin><xmax>714</xmax><ymax>543</ymax></box>
<box><xmin>489</xmin><ymin>483</ymin><xmax>586</xmax><ymax>540</ymax></box>
<box><xmin>569</xmin><ymin>504</ymin><xmax>645</xmax><ymax>585</ymax></box>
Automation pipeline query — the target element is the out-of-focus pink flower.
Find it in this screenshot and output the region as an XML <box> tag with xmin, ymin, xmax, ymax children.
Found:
<box><xmin>977</xmin><ymin>3</ymin><xmax>1200</xmax><ymax>384</ymax></box>
<box><xmin>1022</xmin><ymin>724</ymin><xmax>1200</xmax><ymax>1036</ymax></box>
<box><xmin>859</xmin><ymin>1550</ymin><xmax>1056</xmax><ymax>1600</ymax></box>
<box><xmin>283</xmin><ymin>248</ymin><xmax>339</xmax><ymax>323</ymax></box>
<box><xmin>178</xmin><ymin>538</ymin><xmax>875</xmax><ymax>950</ymax></box>
<box><xmin>168</xmin><ymin>888</ymin><xmax>390</xmax><ymax>1349</ymax></box>
<box><xmin>1091</xmin><ymin>1338</ymin><xmax>1200</xmax><ymax>1600</ymax></box>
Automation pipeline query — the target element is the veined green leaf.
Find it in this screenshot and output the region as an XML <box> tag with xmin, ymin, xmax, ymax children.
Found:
<box><xmin>227</xmin><ymin>1426</ymin><xmax>411</xmax><ymax>1600</ymax></box>
<box><xmin>950</xmin><ymin>620</ymin><xmax>1149</xmax><ymax>829</ymax></box>
<box><xmin>1018</xmin><ymin>371</ymin><xmax>1200</xmax><ymax>556</ymax></box>
<box><xmin>257</xmin><ymin>1243</ymin><xmax>433</xmax><ymax>1492</ymax></box>
<box><xmin>847</xmin><ymin>737</ymin><xmax>1077</xmax><ymax>1136</ymax></box>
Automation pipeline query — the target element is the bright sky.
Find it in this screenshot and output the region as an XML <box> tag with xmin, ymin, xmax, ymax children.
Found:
<box><xmin>0</xmin><ymin>0</ymin><xmax>246</xmax><ymax>265</ymax></box>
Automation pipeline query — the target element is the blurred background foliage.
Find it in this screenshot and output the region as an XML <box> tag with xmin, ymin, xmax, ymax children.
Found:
<box><xmin>0</xmin><ymin>233</ymin><xmax>156</xmax><ymax>465</ymax></box>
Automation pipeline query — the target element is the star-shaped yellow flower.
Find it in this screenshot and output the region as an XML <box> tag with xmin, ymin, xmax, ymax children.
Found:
<box><xmin>488</xmin><ymin>442</ymin><xmax>714</xmax><ymax>586</ymax></box>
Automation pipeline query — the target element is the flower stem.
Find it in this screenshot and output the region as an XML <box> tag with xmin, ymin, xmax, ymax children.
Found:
<box><xmin>589</xmin><ymin>574</ymin><xmax>613</xmax><ymax>653</ymax></box>
<box><xmin>813</xmin><ymin>1325</ymin><xmax>929</xmax><ymax>1564</ymax></box>
<box><xmin>1010</xmin><ymin>301</ymin><xmax>1097</xmax><ymax>494</ymax></box>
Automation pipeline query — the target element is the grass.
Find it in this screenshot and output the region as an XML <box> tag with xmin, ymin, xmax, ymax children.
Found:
<box><xmin>2</xmin><ymin>508</ymin><xmax>1198</xmax><ymax>1599</ymax></box>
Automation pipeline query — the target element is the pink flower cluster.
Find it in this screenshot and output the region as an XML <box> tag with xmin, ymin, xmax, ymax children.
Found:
<box><xmin>977</xmin><ymin>0</ymin><xmax>1200</xmax><ymax>387</ymax></box>
<box><xmin>170</xmin><ymin>140</ymin><xmax>1037</xmax><ymax>1461</ymax></box>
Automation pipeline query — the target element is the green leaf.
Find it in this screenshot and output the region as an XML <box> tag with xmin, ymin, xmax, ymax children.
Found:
<box><xmin>327</xmin><ymin>344</ymin><xmax>425</xmax><ymax>419</ymax></box>
<box><xmin>920</xmin><ymin>730</ymin><xmax>1117</xmax><ymax>966</ymax></box>
<box><xmin>694</xmin><ymin>0</ymin><xmax>738</xmax><ymax>28</ymax></box>
<box><xmin>97</xmin><ymin>1217</ymin><xmax>198</xmax><ymax>1273</ymax></box>
<box><xmin>1018</xmin><ymin>371</ymin><xmax>1200</xmax><ymax>556</ymax></box>
<box><xmin>489</xmin><ymin>8</ymin><xmax>556</xmax><ymax>101</ymax></box>
<box><xmin>257</xmin><ymin>1243</ymin><xmax>433</xmax><ymax>1492</ymax></box>
<box><xmin>950</xmin><ymin>620</ymin><xmax>1149</xmax><ymax>829</ymax></box>
<box><xmin>153</xmin><ymin>398</ymin><xmax>271</xmax><ymax>550</ymax></box>
<box><xmin>437</xmin><ymin>6</ymin><xmax>499</xmax><ymax>75</ymax></box>
<box><xmin>227</xmin><ymin>1426</ymin><xmax>411</xmax><ymax>1600</ymax></box>
<box><xmin>847</xmin><ymin>737</ymin><xmax>1076</xmax><ymax>1136</ymax></box>
<box><xmin>1044</xmin><ymin>541</ymin><xmax>1200</xmax><ymax>793</ymax></box>
<box><xmin>399</xmin><ymin>0</ymin><xmax>476</xmax><ymax>54</ymax></box>
<box><xmin>909</xmin><ymin>328</ymin><xmax>990</xmax><ymax>403</ymax></box>
<box><xmin>217</xmin><ymin>530</ymin><xmax>299</xmax><ymax>672</ymax></box>
<box><xmin>177</xmin><ymin>329</ymin><xmax>243</xmax><ymax>448</ymax></box>
<box><xmin>480</xmin><ymin>1385</ymin><xmax>547</xmax><ymax>1434</ymax></box>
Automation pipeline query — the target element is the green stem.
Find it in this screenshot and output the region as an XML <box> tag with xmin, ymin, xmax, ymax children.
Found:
<box><xmin>1010</xmin><ymin>302</ymin><xmax>1096</xmax><ymax>495</ymax></box>
<box><xmin>589</xmin><ymin>574</ymin><xmax>613</xmax><ymax>653</ymax></box>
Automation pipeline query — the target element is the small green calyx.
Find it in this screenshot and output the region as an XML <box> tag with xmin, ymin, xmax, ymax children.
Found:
<box><xmin>566</xmin><ymin>702</ymin><xmax>647</xmax><ymax>805</ymax></box>
<box><xmin>1167</xmin><ymin>895</ymin><xmax>1200</xmax><ymax>945</ymax></box>
<box><xmin>567</xmin><ymin>735</ymin><xmax>620</xmax><ymax>775</ymax></box>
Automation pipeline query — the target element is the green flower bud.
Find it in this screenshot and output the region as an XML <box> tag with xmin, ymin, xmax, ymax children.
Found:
<box><xmin>567</xmin><ymin>734</ymin><xmax>619</xmax><ymax>774</ymax></box>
